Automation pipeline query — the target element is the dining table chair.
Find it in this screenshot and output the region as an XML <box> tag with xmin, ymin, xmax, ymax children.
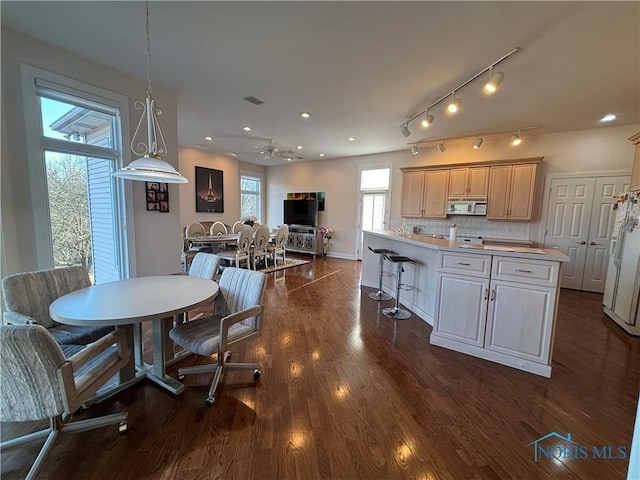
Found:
<box><xmin>217</xmin><ymin>226</ymin><xmax>252</xmax><ymax>269</ymax></box>
<box><xmin>209</xmin><ymin>221</ymin><xmax>227</xmax><ymax>236</ymax></box>
<box><xmin>267</xmin><ymin>224</ymin><xmax>289</xmax><ymax>267</ymax></box>
<box><xmin>251</xmin><ymin>225</ymin><xmax>271</xmax><ymax>270</ymax></box>
<box><xmin>1</xmin><ymin>324</ymin><xmax>130</xmax><ymax>480</ymax></box>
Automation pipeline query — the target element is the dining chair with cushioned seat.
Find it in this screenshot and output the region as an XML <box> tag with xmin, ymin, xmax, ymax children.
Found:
<box><xmin>251</xmin><ymin>225</ymin><xmax>271</xmax><ymax>270</ymax></box>
<box><xmin>185</xmin><ymin>222</ymin><xmax>212</xmax><ymax>253</ymax></box>
<box><xmin>217</xmin><ymin>226</ymin><xmax>253</xmax><ymax>269</ymax></box>
<box><xmin>1</xmin><ymin>266</ymin><xmax>113</xmax><ymax>346</ymax></box>
<box><xmin>0</xmin><ymin>324</ymin><xmax>130</xmax><ymax>480</ymax></box>
<box><xmin>183</xmin><ymin>253</ymin><xmax>221</xmax><ymax>322</ymax></box>
<box><xmin>169</xmin><ymin>267</ymin><xmax>266</xmax><ymax>406</ymax></box>
<box><xmin>267</xmin><ymin>224</ymin><xmax>289</xmax><ymax>267</ymax></box>
<box><xmin>232</xmin><ymin>221</ymin><xmax>245</xmax><ymax>234</ymax></box>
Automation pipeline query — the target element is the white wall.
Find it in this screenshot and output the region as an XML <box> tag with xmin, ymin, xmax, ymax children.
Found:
<box><xmin>266</xmin><ymin>124</ymin><xmax>638</xmax><ymax>258</ymax></box>
<box><xmin>177</xmin><ymin>147</ymin><xmax>266</xmax><ymax>228</ymax></box>
<box><xmin>1</xmin><ymin>28</ymin><xmax>182</xmax><ymax>277</ymax></box>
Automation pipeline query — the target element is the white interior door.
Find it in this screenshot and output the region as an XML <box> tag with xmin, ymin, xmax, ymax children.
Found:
<box><xmin>544</xmin><ymin>177</ymin><xmax>595</xmax><ymax>290</ymax></box>
<box><xmin>581</xmin><ymin>176</ymin><xmax>630</xmax><ymax>292</ymax></box>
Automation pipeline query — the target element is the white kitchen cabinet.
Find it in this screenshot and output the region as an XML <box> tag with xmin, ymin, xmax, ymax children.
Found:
<box><xmin>484</xmin><ymin>279</ymin><xmax>555</xmax><ymax>364</ymax></box>
<box><xmin>431</xmin><ymin>252</ymin><xmax>561</xmax><ymax>377</ymax></box>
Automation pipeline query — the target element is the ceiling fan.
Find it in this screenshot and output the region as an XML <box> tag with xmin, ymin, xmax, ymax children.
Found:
<box><xmin>243</xmin><ymin>139</ymin><xmax>303</xmax><ymax>160</ymax></box>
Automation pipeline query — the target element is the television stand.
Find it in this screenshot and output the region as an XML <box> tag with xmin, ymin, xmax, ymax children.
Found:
<box><xmin>286</xmin><ymin>226</ymin><xmax>323</xmax><ymax>256</ymax></box>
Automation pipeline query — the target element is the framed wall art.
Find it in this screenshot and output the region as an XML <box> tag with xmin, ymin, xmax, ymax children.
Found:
<box><xmin>195</xmin><ymin>166</ymin><xmax>224</xmax><ymax>212</ymax></box>
<box><xmin>146</xmin><ymin>182</ymin><xmax>169</xmax><ymax>212</ymax></box>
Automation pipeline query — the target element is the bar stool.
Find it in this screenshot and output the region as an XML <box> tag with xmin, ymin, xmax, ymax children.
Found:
<box><xmin>367</xmin><ymin>246</ymin><xmax>397</xmax><ymax>301</ymax></box>
<box><xmin>382</xmin><ymin>253</ymin><xmax>416</xmax><ymax>320</ymax></box>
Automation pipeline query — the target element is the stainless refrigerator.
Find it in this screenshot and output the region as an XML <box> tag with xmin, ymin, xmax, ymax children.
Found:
<box><xmin>603</xmin><ymin>192</ymin><xmax>640</xmax><ymax>335</ymax></box>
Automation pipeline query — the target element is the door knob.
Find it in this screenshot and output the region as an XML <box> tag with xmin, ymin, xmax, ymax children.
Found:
<box><xmin>589</xmin><ymin>241</ymin><xmax>600</xmax><ymax>246</ymax></box>
<box><xmin>577</xmin><ymin>241</ymin><xmax>586</xmax><ymax>245</ymax></box>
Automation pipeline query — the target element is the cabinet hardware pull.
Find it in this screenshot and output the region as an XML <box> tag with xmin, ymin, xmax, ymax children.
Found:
<box><xmin>457</xmin><ymin>262</ymin><xmax>471</xmax><ymax>266</ymax></box>
<box><xmin>490</xmin><ymin>289</ymin><xmax>495</xmax><ymax>301</ymax></box>
<box><xmin>484</xmin><ymin>288</ymin><xmax>489</xmax><ymax>300</ymax></box>
<box><xmin>515</xmin><ymin>268</ymin><xmax>533</xmax><ymax>273</ymax></box>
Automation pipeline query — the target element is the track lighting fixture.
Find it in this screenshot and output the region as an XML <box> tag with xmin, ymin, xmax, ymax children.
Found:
<box><xmin>511</xmin><ymin>130</ymin><xmax>522</xmax><ymax>146</ymax></box>
<box><xmin>437</xmin><ymin>142</ymin><xmax>446</xmax><ymax>153</ymax></box>
<box><xmin>398</xmin><ymin>47</ymin><xmax>520</xmax><ymax>138</ymax></box>
<box><xmin>473</xmin><ymin>136</ymin><xmax>484</xmax><ymax>149</ymax></box>
<box><xmin>421</xmin><ymin>111</ymin><xmax>434</xmax><ymax>128</ymax></box>
<box><xmin>447</xmin><ymin>93</ymin><xmax>461</xmax><ymax>114</ymax></box>
<box><xmin>484</xmin><ymin>67</ymin><xmax>504</xmax><ymax>94</ymax></box>
<box><xmin>411</xmin><ymin>145</ymin><xmax>419</xmax><ymax>155</ymax></box>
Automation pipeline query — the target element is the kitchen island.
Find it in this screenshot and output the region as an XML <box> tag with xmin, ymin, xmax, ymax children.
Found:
<box><xmin>362</xmin><ymin>230</ymin><xmax>570</xmax><ymax>377</ymax></box>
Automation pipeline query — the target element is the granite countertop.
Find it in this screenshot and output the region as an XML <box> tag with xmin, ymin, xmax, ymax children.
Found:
<box><xmin>365</xmin><ymin>230</ymin><xmax>570</xmax><ymax>262</ymax></box>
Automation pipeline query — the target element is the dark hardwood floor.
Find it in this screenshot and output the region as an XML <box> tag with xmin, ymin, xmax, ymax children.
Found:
<box><xmin>2</xmin><ymin>257</ymin><xmax>639</xmax><ymax>479</ymax></box>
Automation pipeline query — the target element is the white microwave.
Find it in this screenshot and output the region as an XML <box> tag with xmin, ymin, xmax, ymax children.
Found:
<box><xmin>447</xmin><ymin>198</ymin><xmax>487</xmax><ymax>216</ymax></box>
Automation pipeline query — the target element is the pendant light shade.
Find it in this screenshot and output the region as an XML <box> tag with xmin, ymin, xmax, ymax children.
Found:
<box><xmin>114</xmin><ymin>1</ymin><xmax>187</xmax><ymax>184</ymax></box>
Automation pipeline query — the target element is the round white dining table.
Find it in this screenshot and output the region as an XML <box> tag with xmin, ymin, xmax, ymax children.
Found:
<box><xmin>50</xmin><ymin>275</ymin><xmax>219</xmax><ymax>395</ymax></box>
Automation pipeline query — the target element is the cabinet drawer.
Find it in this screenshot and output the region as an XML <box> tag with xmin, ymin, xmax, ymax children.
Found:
<box><xmin>438</xmin><ymin>252</ymin><xmax>491</xmax><ymax>278</ymax></box>
<box><xmin>491</xmin><ymin>256</ymin><xmax>558</xmax><ymax>287</ymax></box>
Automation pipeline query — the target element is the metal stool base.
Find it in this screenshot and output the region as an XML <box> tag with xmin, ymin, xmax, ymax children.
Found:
<box><xmin>368</xmin><ymin>291</ymin><xmax>392</xmax><ymax>301</ymax></box>
<box><xmin>382</xmin><ymin>307</ymin><xmax>412</xmax><ymax>320</ymax></box>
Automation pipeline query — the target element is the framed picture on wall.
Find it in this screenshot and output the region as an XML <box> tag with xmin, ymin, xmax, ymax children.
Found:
<box><xmin>146</xmin><ymin>182</ymin><xmax>169</xmax><ymax>212</ymax></box>
<box><xmin>195</xmin><ymin>166</ymin><xmax>224</xmax><ymax>212</ymax></box>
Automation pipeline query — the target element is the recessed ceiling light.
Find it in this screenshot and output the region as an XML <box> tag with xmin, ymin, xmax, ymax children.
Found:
<box><xmin>300</xmin><ymin>112</ymin><xmax>311</xmax><ymax>118</ymax></box>
<box><xmin>347</xmin><ymin>137</ymin><xmax>355</xmax><ymax>142</ymax></box>
<box><xmin>204</xmin><ymin>136</ymin><xmax>213</xmax><ymax>141</ymax></box>
<box><xmin>600</xmin><ymin>113</ymin><xmax>616</xmax><ymax>122</ymax></box>
<box><xmin>243</xmin><ymin>126</ymin><xmax>251</xmax><ymax>131</ymax></box>
<box><xmin>296</xmin><ymin>145</ymin><xmax>303</xmax><ymax>150</ymax></box>
<box><xmin>319</xmin><ymin>153</ymin><xmax>325</xmax><ymax>157</ymax></box>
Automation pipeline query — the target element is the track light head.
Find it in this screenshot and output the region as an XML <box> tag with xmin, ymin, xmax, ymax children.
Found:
<box><xmin>511</xmin><ymin>132</ymin><xmax>522</xmax><ymax>146</ymax></box>
<box><xmin>447</xmin><ymin>93</ymin><xmax>461</xmax><ymax>114</ymax></box>
<box><xmin>484</xmin><ymin>70</ymin><xmax>504</xmax><ymax>94</ymax></box>
<box><xmin>400</xmin><ymin>124</ymin><xmax>411</xmax><ymax>138</ymax></box>
<box><xmin>473</xmin><ymin>136</ymin><xmax>484</xmax><ymax>149</ymax></box>
<box><xmin>421</xmin><ymin>113</ymin><xmax>434</xmax><ymax>128</ymax></box>
<box><xmin>437</xmin><ymin>142</ymin><xmax>446</xmax><ymax>153</ymax></box>
<box><xmin>411</xmin><ymin>145</ymin><xmax>419</xmax><ymax>155</ymax></box>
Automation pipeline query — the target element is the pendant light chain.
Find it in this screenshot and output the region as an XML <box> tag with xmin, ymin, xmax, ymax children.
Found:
<box><xmin>145</xmin><ymin>0</ymin><xmax>153</xmax><ymax>97</ymax></box>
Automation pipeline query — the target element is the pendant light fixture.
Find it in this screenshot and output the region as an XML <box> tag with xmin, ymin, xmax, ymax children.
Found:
<box><xmin>114</xmin><ymin>1</ymin><xmax>188</xmax><ymax>184</ymax></box>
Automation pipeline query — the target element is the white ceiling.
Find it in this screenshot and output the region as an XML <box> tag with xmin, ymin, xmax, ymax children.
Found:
<box><xmin>2</xmin><ymin>1</ymin><xmax>639</xmax><ymax>166</ymax></box>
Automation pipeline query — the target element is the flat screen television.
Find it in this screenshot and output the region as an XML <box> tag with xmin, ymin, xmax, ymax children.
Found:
<box><xmin>284</xmin><ymin>199</ymin><xmax>318</xmax><ymax>226</ymax></box>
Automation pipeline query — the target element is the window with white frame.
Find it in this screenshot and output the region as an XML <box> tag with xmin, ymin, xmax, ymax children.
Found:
<box><xmin>240</xmin><ymin>172</ymin><xmax>262</xmax><ymax>222</ymax></box>
<box><xmin>22</xmin><ymin>65</ymin><xmax>132</xmax><ymax>283</ymax></box>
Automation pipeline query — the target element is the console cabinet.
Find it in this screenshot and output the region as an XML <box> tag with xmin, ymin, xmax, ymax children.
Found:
<box><xmin>431</xmin><ymin>252</ymin><xmax>559</xmax><ymax>377</ymax></box>
<box><xmin>286</xmin><ymin>226</ymin><xmax>323</xmax><ymax>256</ymax></box>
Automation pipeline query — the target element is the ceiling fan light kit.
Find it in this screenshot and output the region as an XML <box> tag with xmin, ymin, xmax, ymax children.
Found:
<box><xmin>400</xmin><ymin>47</ymin><xmax>521</xmax><ymax>151</ymax></box>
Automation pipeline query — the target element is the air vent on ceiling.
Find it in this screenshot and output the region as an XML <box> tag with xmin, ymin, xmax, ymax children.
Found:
<box><xmin>243</xmin><ymin>96</ymin><xmax>264</xmax><ymax>106</ymax></box>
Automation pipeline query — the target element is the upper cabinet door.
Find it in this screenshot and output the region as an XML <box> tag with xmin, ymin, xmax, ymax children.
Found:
<box><xmin>448</xmin><ymin>168</ymin><xmax>468</xmax><ymax>197</ymax></box>
<box><xmin>508</xmin><ymin>164</ymin><xmax>537</xmax><ymax>220</ymax></box>
<box><xmin>400</xmin><ymin>171</ymin><xmax>425</xmax><ymax>217</ymax></box>
<box><xmin>422</xmin><ymin>169</ymin><xmax>450</xmax><ymax>218</ymax></box>
<box><xmin>486</xmin><ymin>166</ymin><xmax>512</xmax><ymax>220</ymax></box>
<box><xmin>467</xmin><ymin>167</ymin><xmax>489</xmax><ymax>197</ymax></box>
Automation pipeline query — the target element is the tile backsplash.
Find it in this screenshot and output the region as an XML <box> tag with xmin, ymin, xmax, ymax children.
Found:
<box><xmin>402</xmin><ymin>216</ymin><xmax>531</xmax><ymax>240</ymax></box>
